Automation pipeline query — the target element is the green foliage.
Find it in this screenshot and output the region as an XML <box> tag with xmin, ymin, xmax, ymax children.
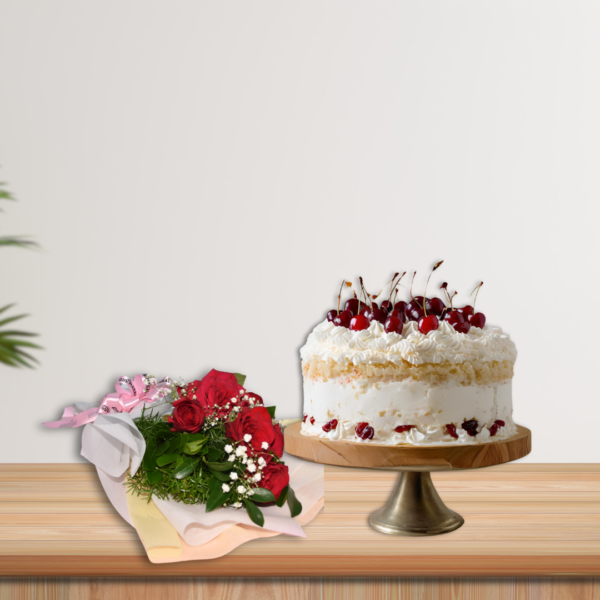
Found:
<box><xmin>0</xmin><ymin>304</ymin><xmax>42</xmax><ymax>368</ymax></box>
<box><xmin>0</xmin><ymin>177</ymin><xmax>41</xmax><ymax>368</ymax></box>
<box><xmin>244</xmin><ymin>499</ymin><xmax>264</xmax><ymax>527</ymax></box>
<box><xmin>127</xmin><ymin>406</ymin><xmax>303</xmax><ymax>527</ymax></box>
<box><xmin>286</xmin><ymin>485</ymin><xmax>303</xmax><ymax>518</ymax></box>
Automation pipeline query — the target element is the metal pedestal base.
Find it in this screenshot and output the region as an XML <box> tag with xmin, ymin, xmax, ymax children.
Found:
<box><xmin>369</xmin><ymin>471</ymin><xmax>464</xmax><ymax>536</ymax></box>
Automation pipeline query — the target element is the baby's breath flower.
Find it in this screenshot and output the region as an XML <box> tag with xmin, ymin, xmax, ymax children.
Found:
<box><xmin>232</xmin><ymin>502</ymin><xmax>242</xmax><ymax>509</ymax></box>
<box><xmin>222</xmin><ymin>484</ymin><xmax>230</xmax><ymax>493</ymax></box>
<box><xmin>258</xmin><ymin>457</ymin><xmax>266</xmax><ymax>467</ymax></box>
<box><xmin>235</xmin><ymin>446</ymin><xmax>247</xmax><ymax>457</ymax></box>
<box><xmin>224</xmin><ymin>445</ymin><xmax>233</xmax><ymax>453</ymax></box>
<box><xmin>261</xmin><ymin>442</ymin><xmax>269</xmax><ymax>450</ymax></box>
<box><xmin>230</xmin><ymin>472</ymin><xmax>238</xmax><ymax>480</ymax></box>
<box><xmin>237</xmin><ymin>485</ymin><xmax>245</xmax><ymax>494</ymax></box>
<box><xmin>253</xmin><ymin>473</ymin><xmax>262</xmax><ymax>483</ymax></box>
<box><xmin>247</xmin><ymin>463</ymin><xmax>257</xmax><ymax>473</ymax></box>
<box><xmin>244</xmin><ymin>434</ymin><xmax>252</xmax><ymax>443</ymax></box>
<box><xmin>227</xmin><ymin>455</ymin><xmax>236</xmax><ymax>462</ymax></box>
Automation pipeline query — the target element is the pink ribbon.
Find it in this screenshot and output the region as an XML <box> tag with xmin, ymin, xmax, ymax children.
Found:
<box><xmin>44</xmin><ymin>375</ymin><xmax>170</xmax><ymax>429</ymax></box>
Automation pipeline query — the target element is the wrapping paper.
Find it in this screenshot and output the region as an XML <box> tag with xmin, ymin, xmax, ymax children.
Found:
<box><xmin>79</xmin><ymin>403</ymin><xmax>324</xmax><ymax>562</ymax></box>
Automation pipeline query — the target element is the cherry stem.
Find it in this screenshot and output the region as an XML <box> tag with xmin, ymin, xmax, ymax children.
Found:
<box><xmin>470</xmin><ymin>281</ymin><xmax>483</xmax><ymax>312</ymax></box>
<box><xmin>449</xmin><ymin>291</ymin><xmax>457</xmax><ymax>310</ymax></box>
<box><xmin>358</xmin><ymin>277</ymin><xmax>364</xmax><ymax>313</ymax></box>
<box><xmin>388</xmin><ymin>271</ymin><xmax>406</xmax><ymax>302</ymax></box>
<box><xmin>410</xmin><ymin>271</ymin><xmax>417</xmax><ymax>301</ymax></box>
<box><xmin>337</xmin><ymin>280</ymin><xmax>351</xmax><ymax>315</ymax></box>
<box><xmin>359</xmin><ymin>277</ymin><xmax>372</xmax><ymax>309</ymax></box>
<box><xmin>422</xmin><ymin>260</ymin><xmax>443</xmax><ymax>317</ymax></box>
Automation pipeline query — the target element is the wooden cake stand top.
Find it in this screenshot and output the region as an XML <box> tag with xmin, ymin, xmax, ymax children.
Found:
<box><xmin>284</xmin><ymin>423</ymin><xmax>532</xmax><ymax>471</ymax></box>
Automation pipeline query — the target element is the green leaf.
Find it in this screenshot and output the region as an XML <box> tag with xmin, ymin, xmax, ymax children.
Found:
<box><xmin>183</xmin><ymin>434</ymin><xmax>207</xmax><ymax>455</ymax></box>
<box><xmin>287</xmin><ymin>486</ymin><xmax>303</xmax><ymax>518</ymax></box>
<box><xmin>233</xmin><ymin>373</ymin><xmax>246</xmax><ymax>387</ymax></box>
<box><xmin>206</xmin><ymin>447</ymin><xmax>223</xmax><ymax>463</ymax></box>
<box><xmin>206</xmin><ymin>476</ymin><xmax>232</xmax><ymax>512</ymax></box>
<box><xmin>183</xmin><ymin>442</ymin><xmax>204</xmax><ymax>455</ymax></box>
<box><xmin>205</xmin><ymin>460</ymin><xmax>233</xmax><ymax>472</ymax></box>
<box><xmin>147</xmin><ymin>471</ymin><xmax>163</xmax><ymax>484</ymax></box>
<box><xmin>244</xmin><ymin>500</ymin><xmax>265</xmax><ymax>527</ymax></box>
<box><xmin>177</xmin><ymin>433</ymin><xmax>189</xmax><ymax>452</ymax></box>
<box><xmin>142</xmin><ymin>442</ymin><xmax>156</xmax><ymax>471</ymax></box>
<box><xmin>156</xmin><ymin>453</ymin><xmax>178</xmax><ymax>467</ymax></box>
<box><xmin>0</xmin><ymin>314</ymin><xmax>30</xmax><ymax>328</ymax></box>
<box><xmin>266</xmin><ymin>406</ymin><xmax>276</xmax><ymax>419</ymax></box>
<box><xmin>0</xmin><ymin>304</ymin><xmax>16</xmax><ymax>316</ymax></box>
<box><xmin>168</xmin><ymin>437</ymin><xmax>180</xmax><ymax>453</ymax></box>
<box><xmin>172</xmin><ymin>457</ymin><xmax>200</xmax><ymax>480</ymax></box>
<box><xmin>209</xmin><ymin>469</ymin><xmax>232</xmax><ymax>482</ymax></box>
<box><xmin>0</xmin><ymin>305</ymin><xmax>41</xmax><ymax>369</ymax></box>
<box><xmin>174</xmin><ymin>455</ymin><xmax>184</xmax><ymax>469</ymax></box>
<box><xmin>250</xmin><ymin>488</ymin><xmax>276</xmax><ymax>503</ymax></box>
<box><xmin>156</xmin><ymin>440</ymin><xmax>170</xmax><ymax>456</ymax></box>
<box><xmin>275</xmin><ymin>485</ymin><xmax>289</xmax><ymax>508</ymax></box>
<box><xmin>0</xmin><ymin>236</ymin><xmax>39</xmax><ymax>249</ymax></box>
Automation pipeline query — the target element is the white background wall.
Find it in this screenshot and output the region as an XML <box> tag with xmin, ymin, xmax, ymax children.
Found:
<box><xmin>1</xmin><ymin>0</ymin><xmax>598</xmax><ymax>463</ymax></box>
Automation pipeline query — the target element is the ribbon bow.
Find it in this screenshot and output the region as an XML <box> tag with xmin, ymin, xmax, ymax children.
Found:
<box><xmin>44</xmin><ymin>375</ymin><xmax>171</xmax><ymax>429</ymax></box>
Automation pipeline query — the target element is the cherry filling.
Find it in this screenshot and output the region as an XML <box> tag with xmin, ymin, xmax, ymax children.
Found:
<box><xmin>322</xmin><ymin>419</ymin><xmax>338</xmax><ymax>432</ymax></box>
<box><xmin>394</xmin><ymin>425</ymin><xmax>415</xmax><ymax>433</ymax></box>
<box><xmin>489</xmin><ymin>419</ymin><xmax>506</xmax><ymax>437</ymax></box>
<box><xmin>355</xmin><ymin>422</ymin><xmax>374</xmax><ymax>440</ymax></box>
<box><xmin>445</xmin><ymin>424</ymin><xmax>459</xmax><ymax>439</ymax></box>
<box><xmin>303</xmin><ymin>414</ymin><xmax>307</xmax><ymax>423</ymax></box>
<box><xmin>461</xmin><ymin>419</ymin><xmax>479</xmax><ymax>436</ymax></box>
<box><xmin>310</xmin><ymin>417</ymin><xmax>315</xmax><ymax>425</ymax></box>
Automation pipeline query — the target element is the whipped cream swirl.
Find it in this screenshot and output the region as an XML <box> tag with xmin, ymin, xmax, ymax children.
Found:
<box><xmin>300</xmin><ymin>319</ymin><xmax>517</xmax><ymax>366</ymax></box>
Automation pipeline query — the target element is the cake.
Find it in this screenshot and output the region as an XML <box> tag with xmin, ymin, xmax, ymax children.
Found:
<box><xmin>299</xmin><ymin>273</ymin><xmax>518</xmax><ymax>445</ymax></box>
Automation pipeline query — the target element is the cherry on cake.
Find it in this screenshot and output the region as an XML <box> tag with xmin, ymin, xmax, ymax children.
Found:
<box><xmin>300</xmin><ymin>268</ymin><xmax>518</xmax><ymax>445</ymax></box>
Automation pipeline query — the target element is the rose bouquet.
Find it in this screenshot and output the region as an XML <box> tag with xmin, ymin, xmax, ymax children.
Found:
<box><xmin>45</xmin><ymin>369</ymin><xmax>302</xmax><ymax>528</ymax></box>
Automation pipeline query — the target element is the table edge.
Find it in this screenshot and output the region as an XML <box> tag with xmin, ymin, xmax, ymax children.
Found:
<box><xmin>1</xmin><ymin>555</ymin><xmax>598</xmax><ymax>578</ymax></box>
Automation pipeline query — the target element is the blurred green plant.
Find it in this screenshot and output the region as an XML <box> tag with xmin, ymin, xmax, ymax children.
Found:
<box><xmin>0</xmin><ymin>178</ymin><xmax>41</xmax><ymax>367</ymax></box>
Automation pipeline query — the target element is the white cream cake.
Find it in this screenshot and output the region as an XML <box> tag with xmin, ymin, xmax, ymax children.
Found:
<box><xmin>299</xmin><ymin>318</ymin><xmax>518</xmax><ymax>445</ymax></box>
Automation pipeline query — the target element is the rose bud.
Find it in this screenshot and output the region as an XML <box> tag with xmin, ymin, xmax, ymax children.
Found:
<box><xmin>167</xmin><ymin>398</ymin><xmax>205</xmax><ymax>433</ymax></box>
<box><xmin>260</xmin><ymin>459</ymin><xmax>290</xmax><ymax>500</ymax></box>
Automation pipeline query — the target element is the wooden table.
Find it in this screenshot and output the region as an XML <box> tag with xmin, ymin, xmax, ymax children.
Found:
<box><xmin>1</xmin><ymin>463</ymin><xmax>599</xmax><ymax>598</ymax></box>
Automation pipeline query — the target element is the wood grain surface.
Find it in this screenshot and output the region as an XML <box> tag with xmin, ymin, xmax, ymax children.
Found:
<box><xmin>0</xmin><ymin>463</ymin><xmax>599</xmax><ymax>578</ymax></box>
<box><xmin>1</xmin><ymin>577</ymin><xmax>600</xmax><ymax>600</ymax></box>
<box><xmin>284</xmin><ymin>423</ymin><xmax>532</xmax><ymax>470</ymax></box>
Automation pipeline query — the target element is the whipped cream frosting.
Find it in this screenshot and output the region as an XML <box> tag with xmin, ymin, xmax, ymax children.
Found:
<box><xmin>301</xmin><ymin>377</ymin><xmax>517</xmax><ymax>446</ymax></box>
<box><xmin>300</xmin><ymin>319</ymin><xmax>517</xmax><ymax>366</ymax></box>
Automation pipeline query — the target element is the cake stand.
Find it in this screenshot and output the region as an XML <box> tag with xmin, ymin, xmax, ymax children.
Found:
<box><xmin>284</xmin><ymin>423</ymin><xmax>531</xmax><ymax>536</ymax></box>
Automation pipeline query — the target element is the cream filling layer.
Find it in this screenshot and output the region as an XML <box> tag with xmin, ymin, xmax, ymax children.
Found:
<box><xmin>300</xmin><ymin>378</ymin><xmax>516</xmax><ymax>445</ymax></box>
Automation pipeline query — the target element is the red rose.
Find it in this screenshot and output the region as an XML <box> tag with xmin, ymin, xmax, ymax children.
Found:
<box><xmin>168</xmin><ymin>398</ymin><xmax>205</xmax><ymax>433</ymax></box>
<box><xmin>225</xmin><ymin>406</ymin><xmax>284</xmax><ymax>458</ymax></box>
<box><xmin>196</xmin><ymin>369</ymin><xmax>244</xmax><ymax>416</ymax></box>
<box><xmin>240</xmin><ymin>392</ymin><xmax>264</xmax><ymax>409</ymax></box>
<box><xmin>260</xmin><ymin>459</ymin><xmax>290</xmax><ymax>500</ymax></box>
